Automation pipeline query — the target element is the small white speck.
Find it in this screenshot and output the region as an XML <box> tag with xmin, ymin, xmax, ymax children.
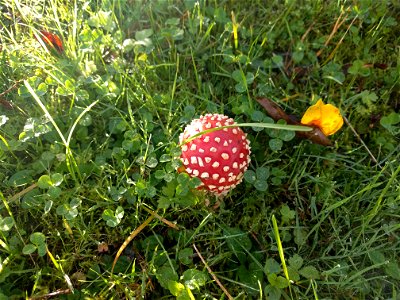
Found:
<box><xmin>223</xmin><ymin>166</ymin><xmax>229</xmax><ymax>172</ymax></box>
<box><xmin>212</xmin><ymin>174</ymin><xmax>219</xmax><ymax>180</ymax></box>
<box><xmin>218</xmin><ymin>186</ymin><xmax>224</xmax><ymax>191</ymax></box>
<box><xmin>190</xmin><ymin>144</ymin><xmax>197</xmax><ymax>151</ymax></box>
<box><xmin>200</xmin><ymin>172</ymin><xmax>209</xmax><ymax>178</ymax></box>
<box><xmin>229</xmin><ymin>140</ymin><xmax>232</xmax><ymax>143</ymax></box>
<box><xmin>239</xmin><ymin>153</ymin><xmax>244</xmax><ymax>158</ymax></box>
<box><xmin>204</xmin><ymin>136</ymin><xmax>210</xmax><ymax>143</ymax></box>
<box><xmin>199</xmin><ymin>148</ymin><xmax>205</xmax><ymax>153</ymax></box>
<box><xmin>208</xmin><ymin>185</ymin><xmax>216</xmax><ymax>189</ymax></box>
<box><xmin>205</xmin><ymin>157</ymin><xmax>212</xmax><ymax>163</ymax></box>
<box><xmin>186</xmin><ymin>168</ymin><xmax>192</xmax><ymax>174</ymax></box>
<box><xmin>198</xmin><ymin>157</ymin><xmax>204</xmax><ymax>167</ymax></box>
<box><xmin>216</xmin><ymin>122</ymin><xmax>221</xmax><ymax>127</ymax></box>
<box><xmin>182</xmin><ymin>145</ymin><xmax>188</xmax><ymax>152</ymax></box>
<box><xmin>205</xmin><ymin>122</ymin><xmax>212</xmax><ymax>129</ymax></box>
<box><xmin>219</xmin><ymin>177</ymin><xmax>226</xmax><ymax>183</ymax></box>
<box><xmin>241</xmin><ymin>135</ymin><xmax>245</xmax><ymax>140</ymax></box>
<box><xmin>214</xmin><ymin>137</ymin><xmax>221</xmax><ymax>143</ymax></box>
<box><xmin>232</xmin><ymin>147</ymin><xmax>238</xmax><ymax>153</ymax></box>
<box><xmin>221</xmin><ymin>153</ymin><xmax>229</xmax><ymax>160</ymax></box>
<box><xmin>232</xmin><ymin>129</ymin><xmax>238</xmax><ymax>134</ymax></box>
<box><xmin>183</xmin><ymin>158</ymin><xmax>189</xmax><ymax>166</ymax></box>
<box><xmin>232</xmin><ymin>162</ymin><xmax>238</xmax><ymax>169</ymax></box>
<box><xmin>223</xmin><ymin>128</ymin><xmax>228</xmax><ymax>132</ymax></box>
<box><xmin>212</xmin><ymin>161</ymin><xmax>220</xmax><ymax>168</ymax></box>
<box><xmin>191</xmin><ymin>156</ymin><xmax>198</xmax><ymax>164</ymax></box>
<box><xmin>193</xmin><ymin>169</ymin><xmax>199</xmax><ymax>176</ymax></box>
<box><xmin>223</xmin><ymin>141</ymin><xmax>228</xmax><ymax>146</ymax></box>
<box><xmin>210</xmin><ymin>147</ymin><xmax>217</xmax><ymax>153</ymax></box>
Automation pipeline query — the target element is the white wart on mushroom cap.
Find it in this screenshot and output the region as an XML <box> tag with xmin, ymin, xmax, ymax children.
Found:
<box><xmin>179</xmin><ymin>113</ymin><xmax>251</xmax><ymax>195</ymax></box>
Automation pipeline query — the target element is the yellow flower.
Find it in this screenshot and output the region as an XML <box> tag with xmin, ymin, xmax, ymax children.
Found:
<box><xmin>301</xmin><ymin>99</ymin><xmax>344</xmax><ymax>136</ymax></box>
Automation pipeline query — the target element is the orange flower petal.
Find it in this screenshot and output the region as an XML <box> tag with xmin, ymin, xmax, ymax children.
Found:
<box><xmin>301</xmin><ymin>99</ymin><xmax>343</xmax><ymax>136</ymax></box>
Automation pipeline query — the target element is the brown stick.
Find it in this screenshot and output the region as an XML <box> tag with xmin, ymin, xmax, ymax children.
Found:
<box><xmin>193</xmin><ymin>243</ymin><xmax>233</xmax><ymax>300</ymax></box>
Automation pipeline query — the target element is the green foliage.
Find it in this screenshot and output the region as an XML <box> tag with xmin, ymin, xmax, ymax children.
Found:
<box><xmin>231</xmin><ymin>69</ymin><xmax>255</xmax><ymax>93</ymax></box>
<box><xmin>101</xmin><ymin>206</ymin><xmax>124</xmax><ymax>227</ymax></box>
<box><xmin>22</xmin><ymin>232</ymin><xmax>47</xmax><ymax>257</ymax></box>
<box><xmin>380</xmin><ymin>112</ymin><xmax>400</xmax><ymax>135</ymax></box>
<box><xmin>244</xmin><ymin>166</ymin><xmax>270</xmax><ymax>192</ymax></box>
<box><xmin>0</xmin><ymin>216</ymin><xmax>14</xmax><ymax>232</ymax></box>
<box><xmin>56</xmin><ymin>198</ymin><xmax>81</xmax><ymax>220</ymax></box>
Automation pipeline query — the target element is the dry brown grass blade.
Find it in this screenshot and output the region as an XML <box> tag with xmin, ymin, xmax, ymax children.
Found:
<box><xmin>301</xmin><ymin>22</ymin><xmax>315</xmax><ymax>42</ymax></box>
<box><xmin>28</xmin><ymin>289</ymin><xmax>72</xmax><ymax>300</ymax></box>
<box><xmin>316</xmin><ymin>9</ymin><xmax>348</xmax><ymax>57</ymax></box>
<box><xmin>0</xmin><ymin>80</ymin><xmax>22</xmax><ymax>97</ymax></box>
<box><xmin>323</xmin><ymin>16</ymin><xmax>357</xmax><ymax>65</ymax></box>
<box><xmin>141</xmin><ymin>206</ymin><xmax>180</xmax><ymax>230</ymax></box>
<box><xmin>8</xmin><ymin>183</ymin><xmax>38</xmax><ymax>204</ymax></box>
<box><xmin>193</xmin><ymin>243</ymin><xmax>233</xmax><ymax>300</ymax></box>
<box><xmin>343</xmin><ymin>115</ymin><xmax>378</xmax><ymax>165</ymax></box>
<box><xmin>111</xmin><ymin>214</ymin><xmax>155</xmax><ymax>274</ymax></box>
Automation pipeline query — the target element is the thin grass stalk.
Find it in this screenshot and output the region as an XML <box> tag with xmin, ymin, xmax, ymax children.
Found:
<box><xmin>272</xmin><ymin>215</ymin><xmax>292</xmax><ymax>295</ymax></box>
<box><xmin>25</xmin><ymin>80</ymin><xmax>83</xmax><ymax>181</ymax></box>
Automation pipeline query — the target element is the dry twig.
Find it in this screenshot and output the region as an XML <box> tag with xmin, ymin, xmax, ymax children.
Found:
<box><xmin>343</xmin><ymin>116</ymin><xmax>378</xmax><ymax>165</ymax></box>
<box><xmin>142</xmin><ymin>206</ymin><xmax>180</xmax><ymax>230</ymax></box>
<box><xmin>111</xmin><ymin>214</ymin><xmax>155</xmax><ymax>274</ymax></box>
<box><xmin>193</xmin><ymin>243</ymin><xmax>233</xmax><ymax>300</ymax></box>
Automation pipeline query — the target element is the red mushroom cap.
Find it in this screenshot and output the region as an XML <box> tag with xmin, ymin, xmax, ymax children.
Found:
<box><xmin>179</xmin><ymin>113</ymin><xmax>251</xmax><ymax>195</ymax></box>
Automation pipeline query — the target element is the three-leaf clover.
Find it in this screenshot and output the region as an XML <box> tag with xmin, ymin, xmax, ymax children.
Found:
<box><xmin>23</xmin><ymin>232</ymin><xmax>47</xmax><ymax>257</ymax></box>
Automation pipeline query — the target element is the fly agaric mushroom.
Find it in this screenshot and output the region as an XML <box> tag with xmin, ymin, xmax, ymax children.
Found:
<box><xmin>179</xmin><ymin>114</ymin><xmax>251</xmax><ymax>195</ymax></box>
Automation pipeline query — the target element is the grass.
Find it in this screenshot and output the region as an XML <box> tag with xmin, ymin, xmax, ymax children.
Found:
<box><xmin>1</xmin><ymin>0</ymin><xmax>400</xmax><ymax>299</ymax></box>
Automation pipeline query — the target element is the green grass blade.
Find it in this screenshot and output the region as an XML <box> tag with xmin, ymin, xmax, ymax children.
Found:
<box><xmin>272</xmin><ymin>215</ymin><xmax>290</xmax><ymax>282</ymax></box>
<box><xmin>366</xmin><ymin>163</ymin><xmax>400</xmax><ymax>223</ymax></box>
<box><xmin>66</xmin><ymin>100</ymin><xmax>99</xmax><ymax>146</ymax></box>
<box><xmin>24</xmin><ymin>80</ymin><xmax>68</xmax><ymax>146</ymax></box>
<box><xmin>24</xmin><ymin>80</ymin><xmax>81</xmax><ymax>180</ymax></box>
<box><xmin>180</xmin><ymin>122</ymin><xmax>312</xmax><ymax>145</ymax></box>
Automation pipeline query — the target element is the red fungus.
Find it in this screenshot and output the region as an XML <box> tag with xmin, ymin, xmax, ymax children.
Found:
<box><xmin>179</xmin><ymin>114</ymin><xmax>251</xmax><ymax>195</ymax></box>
